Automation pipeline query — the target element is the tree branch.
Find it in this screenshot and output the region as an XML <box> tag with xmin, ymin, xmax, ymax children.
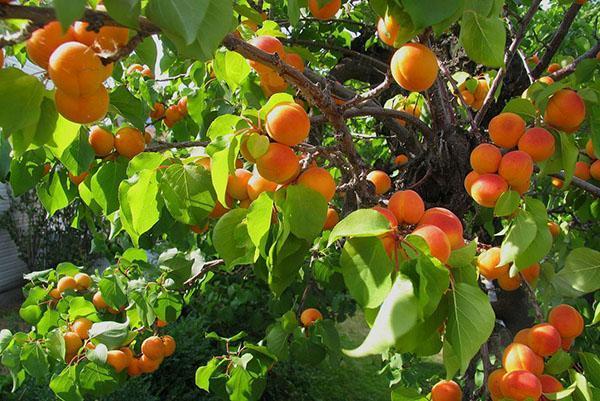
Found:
<box><xmin>530</xmin><ymin>2</ymin><xmax>583</xmax><ymax>78</ymax></box>
<box><xmin>551</xmin><ymin>172</ymin><xmax>600</xmax><ymax>198</ymax></box>
<box><xmin>145</xmin><ymin>140</ymin><xmax>209</xmax><ymax>152</ymax></box>
<box><xmin>549</xmin><ymin>40</ymin><xmax>600</xmax><ymax>81</ymax></box>
<box><xmin>184</xmin><ymin>259</ymin><xmax>224</xmax><ymax>286</ymax></box>
<box><xmin>341</xmin><ymin>70</ymin><xmax>393</xmax><ymax>110</ymax></box>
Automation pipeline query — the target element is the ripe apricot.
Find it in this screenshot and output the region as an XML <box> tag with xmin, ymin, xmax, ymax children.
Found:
<box><xmin>394</xmin><ymin>154</ymin><xmax>409</xmax><ymax>166</ymax></box>
<box><xmin>93</xmin><ymin>291</ymin><xmax>108</xmax><ymax>309</ymax></box>
<box><xmin>470</xmin><ymin>174</ymin><xmax>508</xmax><ymax>208</ymax></box>
<box><xmin>470</xmin><ymin>143</ymin><xmax>502</xmax><ymax>174</ymax></box>
<box><xmin>247</xmin><ymin>35</ymin><xmax>285</xmax><ymax>75</ymax></box>
<box><xmin>259</xmin><ymin>71</ymin><xmax>288</xmax><ymax>95</ymax></box>
<box><xmin>73</xmin><ymin>22</ymin><xmax>129</xmax><ymax>54</ymax></box>
<box><xmin>209</xmin><ymin>197</ymin><xmax>233</xmax><ymax>219</ymax></box>
<box><xmin>88</xmin><ymin>126</ymin><xmax>114</xmax><ymax>156</ymax></box>
<box><xmin>540</xmin><ymin>374</ymin><xmax>563</xmax><ymax>394</ymax></box>
<box><xmin>527</xmin><ymin>323</ymin><xmax>561</xmax><ymax>357</ymax></box>
<box><xmin>547</xmin><ymin>63</ymin><xmax>561</xmax><ymax>73</ymax></box>
<box><xmin>373</xmin><ymin>206</ymin><xmax>398</xmax><ymax>228</ymax></box>
<box><xmin>227</xmin><ymin>169</ymin><xmax>252</xmax><ymax>200</ymax></box>
<box><xmin>513</xmin><ymin>328</ymin><xmax>531</xmax><ymax>345</ymax></box>
<box><xmin>68</xmin><ymin>171</ymin><xmax>89</xmax><ymax>186</ymax></box>
<box><xmin>55</xmin><ymin>86</ymin><xmax>109</xmax><ymax>124</ymax></box>
<box><xmin>367</xmin><ymin>170</ymin><xmax>392</xmax><ymax>195</ymax></box>
<box><xmin>391</xmin><ymin>43</ymin><xmax>439</xmax><ymax>92</ymax></box>
<box><xmin>528</xmin><ymin>54</ymin><xmax>540</xmax><ymax>64</ymax></box>
<box><xmin>518</xmin><ymin>127</ymin><xmax>555</xmax><ymax>162</ymax></box>
<box><xmin>561</xmin><ymin>336</ymin><xmax>575</xmax><ymax>351</ymax></box>
<box><xmin>500</xmin><ymin>370</ymin><xmax>542</xmax><ymax>401</ymax></box>
<box><xmin>502</xmin><ymin>343</ymin><xmax>544</xmax><ymax>375</ymax></box>
<box><xmin>120</xmin><ymin>347</ymin><xmax>134</xmax><ymax>364</ymax></box>
<box><xmin>395</xmin><ymin>103</ymin><xmax>421</xmax><ymax>126</ymax></box>
<box><xmin>107</xmin><ymin>350</ymin><xmax>129</xmax><ymax>373</ymax></box>
<box><xmin>300</xmin><ymin>308</ymin><xmax>323</xmax><ymax>327</ymax></box>
<box><xmin>64</xmin><ymin>332</ymin><xmax>83</xmax><ymax>356</ymax></box>
<box><xmin>141</xmin><ymin>336</ymin><xmax>166</xmax><ymax>360</ymax></box>
<box><xmin>265</xmin><ymin>102</ymin><xmax>310</xmax><ymax>146</ymax></box>
<box><xmin>127</xmin><ymin>358</ymin><xmax>142</xmax><ymax>377</ymax></box>
<box><xmin>498</xmin><ymin>273</ymin><xmax>521</xmax><ymax>291</ymax></box>
<box><xmin>377</xmin><ymin>13</ymin><xmax>402</xmax><ymax>47</ymax></box>
<box><xmin>247</xmin><ymin>174</ymin><xmax>278</xmax><ymax>200</ymax></box>
<box><xmin>487</xmin><ymin>368</ymin><xmax>506</xmax><ymax>400</ymax></box>
<box><xmin>139</xmin><ymin>354</ymin><xmax>161</xmax><ymax>373</ymax></box>
<box><xmin>539</xmin><ymin>76</ymin><xmax>554</xmax><ymax>85</ymax></box>
<box><xmin>126</xmin><ymin>64</ymin><xmax>143</xmax><ymax>74</ymax></box>
<box><xmin>323</xmin><ymin>208</ymin><xmax>339</xmax><ymax>230</ymax></box>
<box><xmin>49</xmin><ymin>42</ymin><xmax>112</xmax><ymax>96</ymax></box>
<box><xmin>256</xmin><ymin>143</ymin><xmax>300</xmax><ymax>184</ymax></box>
<box><xmin>431</xmin><ymin>380</ymin><xmax>462</xmax><ymax>401</ymax></box>
<box><xmin>150</xmin><ymin>102</ymin><xmax>165</xmax><ymax>120</ymax></box>
<box><xmin>162</xmin><ymin>335</ymin><xmax>176</xmax><ymax>357</ymax></box>
<box><xmin>115</xmin><ymin>127</ymin><xmax>145</xmax><ymax>159</ymax></box>
<box><xmin>476</xmin><ymin>247</ymin><xmax>509</xmax><ymax>280</ymax></box>
<box><xmin>488</xmin><ymin>112</ymin><xmax>526</xmax><ymax>149</ymax></box>
<box><xmin>285</xmin><ymin>52</ymin><xmax>304</xmax><ymax>72</ymax></box>
<box><xmin>590</xmin><ymin>160</ymin><xmax>600</xmax><ymax>181</ymax></box>
<box><xmin>26</xmin><ymin>21</ymin><xmax>74</xmax><ymax>69</ymax></box>
<box><xmin>498</xmin><ymin>151</ymin><xmax>533</xmax><ymax>186</ymax></box>
<box><xmin>58</xmin><ymin>276</ymin><xmax>77</xmax><ymax>293</ymax></box>
<box><xmin>471</xmin><ymin>79</ymin><xmax>489</xmax><ymax>110</ymax></box>
<box><xmin>308</xmin><ymin>0</ymin><xmax>341</xmax><ymax>20</ymax></box>
<box><xmin>74</xmin><ymin>272</ymin><xmax>91</xmax><ymax>290</ymax></box>
<box><xmin>460</xmin><ymin>90</ymin><xmax>475</xmax><ymax>106</ymax></box>
<box><xmin>387</xmin><ymin>190</ymin><xmax>424</xmax><ymax>225</ymax></box>
<box><xmin>544</xmin><ymin>89</ymin><xmax>586</xmax><ymax>133</ymax></box>
<box><xmin>71</xmin><ymin>317</ymin><xmax>93</xmax><ymax>339</ymax></box>
<box><xmin>521</xmin><ymin>263</ymin><xmax>540</xmax><ymax>285</ymax></box>
<box><xmin>463</xmin><ymin>171</ymin><xmax>480</xmax><ymax>194</ymax></box>
<box><xmin>164</xmin><ymin>105</ymin><xmax>183</xmax><ymax>127</ymax></box>
<box><xmin>297</xmin><ymin>167</ymin><xmax>337</xmax><ymax>202</ymax></box>
<box><xmin>177</xmin><ymin>97</ymin><xmax>188</xmax><ymax>115</ymax></box>
<box><xmin>418</xmin><ymin>207</ymin><xmax>463</xmax><ymax>250</ymax></box>
<box><xmin>547</xmin><ymin>221</ymin><xmax>560</xmax><ymax>238</ymax></box>
<box><xmin>574</xmin><ymin>161</ymin><xmax>591</xmax><ymax>181</ymax></box>
<box><xmin>551</xmin><ymin>177</ymin><xmax>564</xmax><ymax>189</ymax></box>
<box><xmin>548</xmin><ymin>304</ymin><xmax>584</xmax><ymax>338</ymax></box>
<box><xmin>585</xmin><ymin>138</ymin><xmax>597</xmax><ymax>159</ymax></box>
<box><xmin>49</xmin><ymin>288</ymin><xmax>62</xmax><ymax>300</ymax></box>
<box><xmin>410</xmin><ymin>225</ymin><xmax>451</xmax><ymax>263</ymax></box>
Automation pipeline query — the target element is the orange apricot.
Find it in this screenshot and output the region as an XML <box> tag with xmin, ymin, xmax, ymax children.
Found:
<box><xmin>521</xmin><ymin>263</ymin><xmax>540</xmax><ymax>285</ymax></box>
<box><xmin>308</xmin><ymin>0</ymin><xmax>341</xmax><ymax>20</ymax></box>
<box><xmin>71</xmin><ymin>318</ymin><xmax>93</xmax><ymax>340</ymax></box>
<box><xmin>470</xmin><ymin>143</ymin><xmax>502</xmax><ymax>174</ymax></box>
<box><xmin>73</xmin><ymin>22</ymin><xmax>129</xmax><ymax>54</ymax></box>
<box><xmin>544</xmin><ymin>89</ymin><xmax>586</xmax><ymax>133</ymax></box>
<box><xmin>300</xmin><ymin>308</ymin><xmax>323</xmax><ymax>326</ymax></box>
<box><xmin>57</xmin><ymin>276</ymin><xmax>77</xmax><ymax>293</ymax></box>
<box><xmin>561</xmin><ymin>336</ymin><xmax>575</xmax><ymax>351</ymax></box>
<box><xmin>177</xmin><ymin>97</ymin><xmax>188</xmax><ymax>115</ymax></box>
<box><xmin>590</xmin><ymin>160</ymin><xmax>600</xmax><ymax>181</ymax></box>
<box><xmin>527</xmin><ymin>323</ymin><xmax>561</xmax><ymax>357</ymax></box>
<box><xmin>460</xmin><ymin>90</ymin><xmax>475</xmax><ymax>106</ymax></box>
<box><xmin>93</xmin><ymin>292</ymin><xmax>108</xmax><ymax>309</ymax></box>
<box><xmin>547</xmin><ymin>221</ymin><xmax>560</xmax><ymax>238</ymax></box>
<box><xmin>388</xmin><ymin>190</ymin><xmax>425</xmax><ymax>225</ymax></box>
<box><xmin>548</xmin><ymin>304</ymin><xmax>584</xmax><ymax>338</ymax></box>
<box><xmin>585</xmin><ymin>138</ymin><xmax>597</xmax><ymax>159</ymax></box>
<box><xmin>470</xmin><ymin>174</ymin><xmax>508</xmax><ymax>208</ymax></box>
<box><xmin>431</xmin><ymin>380</ymin><xmax>462</xmax><ymax>401</ymax></box>
<box><xmin>539</xmin><ymin>76</ymin><xmax>554</xmax><ymax>85</ymax></box>
<box><xmin>26</xmin><ymin>21</ymin><xmax>74</xmax><ymax>69</ymax></box>
<box><xmin>247</xmin><ymin>174</ymin><xmax>278</xmax><ymax>201</ymax></box>
<box><xmin>394</xmin><ymin>154</ymin><xmax>409</xmax><ymax>166</ymax></box>
<box><xmin>488</xmin><ymin>112</ymin><xmax>526</xmax><ymax>149</ymax></box>
<box><xmin>390</xmin><ymin>43</ymin><xmax>439</xmax><ymax>92</ymax></box>
<box><xmin>127</xmin><ymin>358</ymin><xmax>142</xmax><ymax>377</ymax></box>
<box><xmin>226</xmin><ymin>169</ymin><xmax>252</xmax><ymax>200</ymax></box>
<box><xmin>540</xmin><ymin>374</ymin><xmax>563</xmax><ymax>394</ymax></box>
<box><xmin>115</xmin><ymin>127</ymin><xmax>145</xmax><ymax>159</ymax></box>
<box><xmin>209</xmin><ymin>197</ymin><xmax>233</xmax><ymax>219</ymax></box>
<box><xmin>265</xmin><ymin>102</ymin><xmax>310</xmax><ymax>146</ymax></box>
<box><xmin>395</xmin><ymin>103</ymin><xmax>421</xmax><ymax>126</ymax></box>
<box><xmin>498</xmin><ymin>273</ymin><xmax>522</xmax><ymax>291</ymax></box>
<box><xmin>367</xmin><ymin>170</ymin><xmax>392</xmax><ymax>195</ymax></box>
<box><xmin>502</xmin><ymin>343</ymin><xmax>544</xmax><ymax>375</ymax></box>
<box><xmin>410</xmin><ymin>225</ymin><xmax>451</xmax><ymax>264</ymax></box>
<box><xmin>64</xmin><ymin>332</ymin><xmax>83</xmax><ymax>357</ymax></box>
<box><xmin>464</xmin><ymin>170</ymin><xmax>480</xmax><ymax>194</ymax></box>
<box><xmin>55</xmin><ymin>86</ymin><xmax>109</xmax><ymax>124</ymax></box>
<box><xmin>74</xmin><ymin>272</ymin><xmax>91</xmax><ymax>290</ymax></box>
<box><xmin>141</xmin><ymin>336</ymin><xmax>166</xmax><ymax>361</ymax></box>
<box><xmin>518</xmin><ymin>127</ymin><xmax>555</xmax><ymax>162</ymax></box>
<box><xmin>106</xmin><ymin>350</ymin><xmax>130</xmax><ymax>373</ymax></box>
<box><xmin>256</xmin><ymin>143</ymin><xmax>300</xmax><ymax>184</ymax></box>
<box><xmin>285</xmin><ymin>52</ymin><xmax>304</xmax><ymax>72</ymax></box>
<box><xmin>487</xmin><ymin>368</ymin><xmax>506</xmax><ymax>400</ymax></box>
<box><xmin>247</xmin><ymin>36</ymin><xmax>285</xmax><ymax>75</ymax></box>
<box><xmin>418</xmin><ymin>207</ymin><xmax>463</xmax><ymax>250</ymax></box>
<box><xmin>513</xmin><ymin>328</ymin><xmax>531</xmax><ymax>345</ymax></box>
<box><xmin>49</xmin><ymin>42</ymin><xmax>112</xmax><ymax>96</ymax></box>
<box><xmin>476</xmin><ymin>247</ymin><xmax>509</xmax><ymax>280</ymax></box>
<box><xmin>500</xmin><ymin>370</ymin><xmax>542</xmax><ymax>401</ymax></box>
<box><xmin>162</xmin><ymin>335</ymin><xmax>176</xmax><ymax>357</ymax></box>
<box><xmin>49</xmin><ymin>288</ymin><xmax>62</xmax><ymax>300</ymax></box>
<box><xmin>551</xmin><ymin>177</ymin><xmax>564</xmax><ymax>189</ymax></box>
<box><xmin>373</xmin><ymin>205</ymin><xmax>398</xmax><ymax>228</ymax></box>
<box><xmin>88</xmin><ymin>126</ymin><xmax>114</xmax><ymax>156</ymax></box>
<box><xmin>574</xmin><ymin>161</ymin><xmax>591</xmax><ymax>181</ymax></box>
<box><xmin>150</xmin><ymin>102</ymin><xmax>165</xmax><ymax>120</ymax></box>
<box><xmin>547</xmin><ymin>63</ymin><xmax>561</xmax><ymax>73</ymax></box>
<box><xmin>297</xmin><ymin>167</ymin><xmax>337</xmax><ymax>202</ymax></box>
<box><xmin>323</xmin><ymin>208</ymin><xmax>340</xmax><ymax>230</ymax></box>
<box><xmin>377</xmin><ymin>14</ymin><xmax>399</xmax><ymax>47</ymax></box>
<box><xmin>139</xmin><ymin>354</ymin><xmax>161</xmax><ymax>373</ymax></box>
<box><xmin>498</xmin><ymin>151</ymin><xmax>533</xmax><ymax>186</ymax></box>
<box><xmin>68</xmin><ymin>171</ymin><xmax>89</xmax><ymax>186</ymax></box>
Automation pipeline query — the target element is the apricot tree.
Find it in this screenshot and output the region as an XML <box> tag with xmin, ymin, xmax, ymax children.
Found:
<box><xmin>0</xmin><ymin>1</ymin><xmax>599</xmax><ymax>400</ymax></box>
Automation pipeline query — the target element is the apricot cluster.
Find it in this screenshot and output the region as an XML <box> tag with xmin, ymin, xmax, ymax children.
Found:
<box><xmin>476</xmin><ymin>247</ymin><xmax>540</xmax><ymax>291</ymax></box>
<box><xmin>487</xmin><ymin>304</ymin><xmax>585</xmax><ymax>401</ymax></box>
<box><xmin>373</xmin><ymin>190</ymin><xmax>464</xmax><ymax>264</ymax></box>
<box><xmin>26</xmin><ymin>18</ymin><xmax>129</xmax><ymax>124</ymax></box>
<box><xmin>585</xmin><ymin>138</ymin><xmax>600</xmax><ymax>181</ymax></box>
<box><xmin>456</xmin><ymin>78</ymin><xmax>490</xmax><ymax>110</ymax></box>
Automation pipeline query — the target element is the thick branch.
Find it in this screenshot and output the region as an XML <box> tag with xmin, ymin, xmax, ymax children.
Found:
<box><xmin>531</xmin><ymin>3</ymin><xmax>582</xmax><ymax>78</ymax></box>
<box><xmin>551</xmin><ymin>173</ymin><xmax>600</xmax><ymax>198</ymax></box>
<box><xmin>550</xmin><ymin>40</ymin><xmax>600</xmax><ymax>81</ymax></box>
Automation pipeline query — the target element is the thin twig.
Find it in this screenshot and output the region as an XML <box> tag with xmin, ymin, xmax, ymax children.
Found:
<box><xmin>184</xmin><ymin>259</ymin><xmax>224</xmax><ymax>286</ymax></box>
<box><xmin>341</xmin><ymin>70</ymin><xmax>393</xmax><ymax>110</ymax></box>
<box><xmin>550</xmin><ymin>40</ymin><xmax>600</xmax><ymax>81</ymax></box>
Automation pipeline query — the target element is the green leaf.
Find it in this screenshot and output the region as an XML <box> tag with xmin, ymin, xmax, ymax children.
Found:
<box><xmin>47</xmin><ymin>116</ymin><xmax>81</xmax><ymax>159</ymax></box>
<box><xmin>88</xmin><ymin>320</ymin><xmax>130</xmax><ymax>349</ymax></box>
<box><xmin>554</xmin><ymin>248</ymin><xmax>600</xmax><ymax>294</ymax></box>
<box><xmin>494</xmin><ymin>190</ymin><xmax>521</xmax><ymax>217</ymax></box>
<box><xmin>78</xmin><ymin>361</ymin><xmax>119</xmax><ymax>396</ymax></box>
<box><xmin>50</xmin><ymin>365</ymin><xmax>83</xmax><ymax>401</ymax></box>
<box><xmin>135</xmin><ymin>37</ymin><xmax>157</xmax><ymax>68</ymax></box>
<box><xmin>146</xmin><ymin>0</ymin><xmax>207</xmax><ymax>44</ymax></box>
<box><xmin>110</xmin><ymin>87</ymin><xmax>147</xmax><ymax>130</ymax></box>
<box><xmin>19</xmin><ymin>305</ymin><xmax>42</xmax><ymax>325</ymax></box>
<box><xmin>401</xmin><ymin>0</ymin><xmax>461</xmax><ymax>29</ymax></box>
<box><xmin>160</xmin><ymin>164</ymin><xmax>215</xmax><ymax>226</ymax></box>
<box><xmin>560</xmin><ymin>132</ymin><xmax>579</xmax><ymax>187</ymax></box>
<box><xmin>20</xmin><ymin>343</ymin><xmax>47</xmax><ymax>381</ymax></box>
<box><xmin>339</xmin><ymin>237</ymin><xmax>393</xmax><ymax>308</ymax></box>
<box><xmin>126</xmin><ymin>152</ymin><xmax>166</xmax><ymax>176</ymax></box>
<box><xmin>459</xmin><ymin>11</ymin><xmax>506</xmax><ymax>67</ymax></box>
<box><xmin>53</xmin><ymin>0</ymin><xmax>85</xmax><ymax>30</ymax></box>
<box><xmin>247</xmin><ymin>192</ymin><xmax>273</xmax><ymax>259</ymax></box>
<box><xmin>391</xmin><ymin>386</ymin><xmax>428</xmax><ymax>401</ymax></box>
<box><xmin>98</xmin><ymin>277</ymin><xmax>128</xmax><ymax>309</ymax></box>
<box><xmin>91</xmin><ymin>159</ymin><xmax>128</xmax><ymax>215</ymax></box>
<box><xmin>118</xmin><ymin>169</ymin><xmax>161</xmax><ymax>245</ymax></box>
<box><xmin>502</xmin><ymin>98</ymin><xmax>537</xmax><ymax>124</ymax></box>
<box><xmin>447</xmin><ymin>240</ymin><xmax>477</xmax><ymax>268</ymax></box>
<box><xmin>68</xmin><ymin>297</ymin><xmax>97</xmax><ymax>319</ymax></box>
<box><xmin>405</xmin><ymin>257</ymin><xmax>450</xmax><ymax>318</ymax></box>
<box><xmin>206</xmin><ymin>114</ymin><xmax>245</xmax><ymax>140</ymax></box>
<box><xmin>12</xmin><ymin>96</ymin><xmax>58</xmax><ymax>157</ymax></box>
<box><xmin>443</xmin><ymin>283</ymin><xmax>495</xmax><ymax>376</ymax></box>
<box><xmin>226</xmin><ymin>365</ymin><xmax>265</xmax><ymax>401</ymax></box>
<box><xmin>545</xmin><ymin>350</ymin><xmax>573</xmax><ymax>376</ymax></box>
<box><xmin>344</xmin><ymin>275</ymin><xmax>418</xmax><ymax>358</ymax></box>
<box><xmin>328</xmin><ymin>209</ymin><xmax>392</xmax><ymax>245</ymax></box>
<box><xmin>259</xmin><ymin>93</ymin><xmax>296</xmax><ymax>119</ymax></box>
<box><xmin>499</xmin><ymin>210</ymin><xmax>537</xmax><ymax>265</ymax></box>
<box><xmin>287</xmin><ymin>0</ymin><xmax>301</xmax><ymax>25</ymax></box>
<box><xmin>209</xmin><ymin>134</ymin><xmax>242</xmax><ymax>205</ymax></box>
<box><xmin>213</xmin><ymin>209</ymin><xmax>255</xmax><ymax>268</ymax></box>
<box><xmin>196</xmin><ymin>357</ymin><xmax>224</xmax><ymax>391</ymax></box>
<box><xmin>0</xmin><ymin>68</ymin><xmax>45</xmax><ymax>134</ymax></box>
<box><xmin>213</xmin><ymin>50</ymin><xmax>251</xmax><ymax>91</ymax></box>
<box><xmin>37</xmin><ymin>309</ymin><xmax>60</xmax><ymax>335</ymax></box>
<box><xmin>153</xmin><ymin>291</ymin><xmax>183</xmax><ymax>322</ymax></box>
<box><xmin>580</xmin><ymin>352</ymin><xmax>600</xmax><ymax>388</ymax></box>
<box><xmin>9</xmin><ymin>148</ymin><xmax>47</xmax><ymax>196</ymax></box>
<box><xmin>36</xmin><ymin>172</ymin><xmax>77</xmax><ymax>216</ymax></box>
<box><xmin>103</xmin><ymin>0</ymin><xmax>141</xmax><ymax>29</ymax></box>
<box><xmin>59</xmin><ymin>129</ymin><xmax>95</xmax><ymax>176</ymax></box>
<box><xmin>282</xmin><ymin>185</ymin><xmax>328</xmax><ymax>241</ymax></box>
